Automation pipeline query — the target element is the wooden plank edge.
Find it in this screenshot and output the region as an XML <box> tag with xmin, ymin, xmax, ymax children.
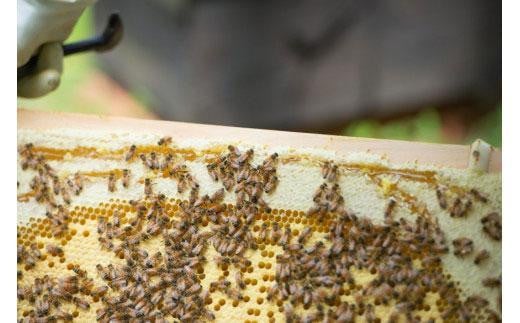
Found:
<box><xmin>17</xmin><ymin>109</ymin><xmax>501</xmax><ymax>173</ymax></box>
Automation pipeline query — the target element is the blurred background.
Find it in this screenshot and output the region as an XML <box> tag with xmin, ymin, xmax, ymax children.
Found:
<box><xmin>17</xmin><ymin>0</ymin><xmax>501</xmax><ymax>147</ymax></box>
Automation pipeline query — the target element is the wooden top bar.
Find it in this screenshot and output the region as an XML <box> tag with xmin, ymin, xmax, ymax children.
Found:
<box><xmin>18</xmin><ymin>109</ymin><xmax>501</xmax><ymax>172</ymax></box>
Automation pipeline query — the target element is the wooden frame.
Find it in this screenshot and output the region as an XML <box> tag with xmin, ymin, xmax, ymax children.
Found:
<box><xmin>18</xmin><ymin>109</ymin><xmax>501</xmax><ymax>172</ymax></box>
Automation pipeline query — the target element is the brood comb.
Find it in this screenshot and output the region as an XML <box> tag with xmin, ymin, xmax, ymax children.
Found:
<box><xmin>17</xmin><ymin>110</ymin><xmax>501</xmax><ymax>323</ymax></box>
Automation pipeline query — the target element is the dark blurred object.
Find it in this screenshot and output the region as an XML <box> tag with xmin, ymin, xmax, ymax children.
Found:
<box><xmin>94</xmin><ymin>0</ymin><xmax>500</xmax><ymax>131</ymax></box>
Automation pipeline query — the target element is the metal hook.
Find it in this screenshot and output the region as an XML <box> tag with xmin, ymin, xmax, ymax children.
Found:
<box><xmin>17</xmin><ymin>13</ymin><xmax>124</xmax><ymax>81</ymax></box>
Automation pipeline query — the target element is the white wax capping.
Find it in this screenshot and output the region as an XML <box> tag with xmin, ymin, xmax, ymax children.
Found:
<box><xmin>469</xmin><ymin>139</ymin><xmax>492</xmax><ymax>172</ymax></box>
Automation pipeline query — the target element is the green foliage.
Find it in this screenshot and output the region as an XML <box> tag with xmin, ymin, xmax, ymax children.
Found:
<box><xmin>343</xmin><ymin>120</ymin><xmax>379</xmax><ymax>139</ymax></box>
<box><xmin>343</xmin><ymin>108</ymin><xmax>442</xmax><ymax>143</ymax></box>
<box><xmin>412</xmin><ymin>108</ymin><xmax>442</xmax><ymax>142</ymax></box>
<box><xmin>465</xmin><ymin>105</ymin><xmax>501</xmax><ymax>147</ymax></box>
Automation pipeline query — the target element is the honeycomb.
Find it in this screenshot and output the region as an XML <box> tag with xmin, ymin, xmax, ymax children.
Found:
<box><xmin>17</xmin><ymin>129</ymin><xmax>501</xmax><ymax>322</ymax></box>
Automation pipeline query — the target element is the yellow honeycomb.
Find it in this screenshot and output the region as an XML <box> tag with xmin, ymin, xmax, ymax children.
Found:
<box><xmin>17</xmin><ymin>130</ymin><xmax>501</xmax><ymax>322</ymax></box>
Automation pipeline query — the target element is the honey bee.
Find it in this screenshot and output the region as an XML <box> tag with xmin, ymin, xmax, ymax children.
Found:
<box><xmin>177</xmin><ymin>176</ymin><xmax>188</xmax><ymax>193</ymax></box>
<box><xmin>245</xmin><ymin>211</ymin><xmax>256</xmax><ymax>225</ymax></box>
<box><xmin>70</xmin><ymin>173</ymin><xmax>83</xmax><ymax>194</ymax></box>
<box><xmin>223</xmin><ymin>176</ymin><xmax>235</xmax><ymax>191</ymax></box>
<box><xmin>186</xmin><ymin>174</ymin><xmax>199</xmax><ymax>190</ymax></box>
<box><xmin>322</xmin><ymin>160</ymin><xmax>339</xmax><ymax>182</ymax></box>
<box><xmin>436</xmin><ymin>187</ymin><xmax>448</xmax><ymax>210</ymax></box>
<box><xmin>60</xmin><ymin>186</ymin><xmax>71</xmax><ymax>204</ymax></box>
<box><xmin>146</xmin><ymin>220</ymin><xmax>162</xmax><ymax>236</ymax></box>
<box><xmin>57</xmin><ymin>275</ymin><xmax>79</xmax><ymax>293</ymax></box>
<box><xmin>139</xmin><ymin>153</ymin><xmax>148</xmax><ymax>166</ymax></box>
<box><xmin>279</xmin><ymin>228</ymin><xmax>291</xmax><ymax>246</ymax></box>
<box><xmin>336</xmin><ymin>303</ymin><xmax>354</xmax><ymax>323</ymax></box>
<box><xmin>144</xmin><ymin>178</ymin><xmax>153</xmax><ymax>196</ymax></box>
<box><xmin>46</xmin><ymin>244</ymin><xmax>63</xmax><ymax>257</ymax></box>
<box><xmin>127</xmin><ymin>234</ymin><xmax>142</xmax><ymax>245</ymax></box>
<box><xmin>470</xmin><ymin>188</ymin><xmax>488</xmax><ymax>203</ymax></box>
<box><xmin>55</xmin><ymin>310</ymin><xmax>73</xmax><ymax>321</ymax></box>
<box><xmin>364</xmin><ymin>304</ymin><xmax>376</xmax><ymax>322</ymax></box>
<box><xmin>449</xmin><ymin>197</ymin><xmax>472</xmax><ymax>218</ymax></box>
<box><xmin>150</xmin><ymin>311</ymin><xmax>167</xmax><ymax>323</ymax></box>
<box><xmin>112</xmin><ymin>210</ymin><xmax>122</xmax><ymax>227</ymax></box>
<box><xmin>186</xmin><ymin>282</ymin><xmax>202</xmax><ymax>295</ymax></box>
<box><xmin>207</xmin><ymin>164</ymin><xmax>219</xmax><ymax>182</ymax></box>
<box><xmin>474</xmin><ymin>249</ymin><xmax>490</xmax><ymax>265</ymax></box>
<box><xmin>270</xmin><ymin>223</ymin><xmax>281</xmax><ymax>242</ymax></box>
<box><xmin>481</xmin><ymin>212</ymin><xmax>501</xmax><ymax>241</ymax></box>
<box><xmin>51</xmin><ymin>176</ymin><xmax>61</xmax><ymax>196</ymax></box>
<box><xmin>297</xmin><ymin>227</ymin><xmax>312</xmax><ymax>244</ymax></box>
<box><xmin>158</xmin><ymin>136</ymin><xmax>172</xmax><ymax>146</ymax></box>
<box><xmin>108</xmin><ymin>172</ymin><xmax>117</xmax><ymax>192</ymax></box>
<box><xmin>125</xmin><ymin>144</ymin><xmax>137</xmax><ymax>161</ymax></box>
<box><xmin>385</xmin><ymin>312</ymin><xmax>402</xmax><ymax>323</ymax></box>
<box><xmin>465</xmin><ymin>295</ymin><xmax>489</xmax><ymax>307</ymax></box>
<box><xmin>122</xmin><ymin>169</ymin><xmax>130</xmax><ymax>188</ymax></box>
<box><xmin>482</xmin><ymin>276</ymin><xmax>501</xmax><ymax>288</ymax></box>
<box><xmin>306</xmin><ymin>205</ymin><xmax>324</xmax><ymax>217</ymax></box>
<box><xmin>258</xmin><ymin>223</ymin><xmax>268</xmax><ymax>241</ymax></box>
<box><xmin>20</xmin><ymin>142</ymin><xmax>34</xmax><ymax>156</ymax></box>
<box><xmin>150</xmin><ymin>152</ymin><xmax>159</xmax><ymax>169</ymax></box>
<box><xmin>202</xmin><ymin>311</ymin><xmax>216</xmax><ymax>321</ymax></box>
<box><xmin>51</xmin><ymin>223</ymin><xmax>68</xmax><ymax>237</ymax></box>
<box><xmin>72</xmin><ymin>296</ymin><xmax>90</xmax><ymax>310</ymax></box>
<box><xmin>35</xmin><ymin>296</ymin><xmax>50</xmax><ymax>317</ymax></box>
<box><xmin>237</xmin><ymin>148</ymin><xmax>254</xmax><ymax>164</ymax></box>
<box><xmin>452</xmin><ymin>237</ymin><xmax>474</xmax><ymax>257</ymax></box>
<box><xmin>227</xmin><ymin>144</ymin><xmax>239</xmax><ymax>156</ymax></box>
<box><xmin>72</xmin><ymin>264</ymin><xmax>88</xmax><ymax>278</ymax></box>
<box><xmin>159</xmin><ymin>153</ymin><xmax>173</xmax><ymax>171</ymax></box>
<box><xmin>98</xmin><ymin>237</ymin><xmax>114</xmax><ymax>250</ymax></box>
<box><xmin>97</xmin><ymin>217</ymin><xmax>107</xmax><ymax>235</ymax></box>
<box><xmin>266</xmin><ymin>285</ymin><xmax>279</xmax><ymax>301</ymax></box>
<box><xmin>189</xmin><ymin>187</ymin><xmax>199</xmax><ymax>205</ymax></box>
<box><xmin>28</xmin><ymin>243</ymin><xmax>41</xmax><ymax>259</ymax></box>
<box><xmin>262</xmin><ymin>152</ymin><xmax>278</xmax><ymax>169</ymax></box>
<box><xmin>384</xmin><ymin>197</ymin><xmax>396</xmax><ymax>221</ymax></box>
<box><xmin>213</xmin><ymin>256</ymin><xmax>230</xmax><ymax>268</ymax></box>
<box><xmin>233</xmin><ymin>271</ymin><xmax>246</xmax><ymax>290</ymax></box>
<box><xmin>90</xmin><ymin>285</ymin><xmax>109</xmax><ymax>297</ymax></box>
<box><xmin>331</xmin><ymin>238</ymin><xmax>344</xmax><ymax>255</ymax></box>
<box><xmin>209</xmin><ymin>188</ymin><xmax>225</xmax><ymax>204</ymax></box>
<box><xmin>264</xmin><ymin>175</ymin><xmax>278</xmax><ymax>194</ymax></box>
<box><xmin>284</xmin><ymin>303</ymin><xmax>297</xmax><ymax>322</ymax></box>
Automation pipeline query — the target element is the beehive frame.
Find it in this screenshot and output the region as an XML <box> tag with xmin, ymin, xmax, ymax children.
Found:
<box><xmin>17</xmin><ymin>109</ymin><xmax>501</xmax><ymax>322</ymax></box>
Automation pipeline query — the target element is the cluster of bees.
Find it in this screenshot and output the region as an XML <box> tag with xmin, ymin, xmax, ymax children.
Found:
<box><xmin>107</xmin><ymin>170</ymin><xmax>131</xmax><ymax>193</ymax></box>
<box><xmin>17</xmin><ymin>137</ymin><xmax>501</xmax><ymax>322</ymax></box>
<box><xmin>89</xmin><ymin>144</ymin><xmax>282</xmax><ymax>321</ymax></box>
<box><xmin>19</xmin><ymin>143</ymin><xmax>85</xmax><ymax>237</ymax></box>
<box><xmin>436</xmin><ymin>183</ymin><xmax>501</xmax><ymax>260</ymax></box>
<box><xmin>17</xmin><ymin>268</ymin><xmax>95</xmax><ymax>321</ymax></box>
<box><xmin>19</xmin><ymin>144</ymin><xmax>84</xmax><ymax>207</ymax></box>
<box><xmin>264</xmin><ymin>160</ymin><xmax>500</xmax><ymax>322</ymax></box>
<box><xmin>481</xmin><ymin>212</ymin><xmax>501</xmax><ymax>241</ymax></box>
<box><xmin>18</xmin><ymin>243</ymin><xmax>43</xmax><ymax>271</ymax></box>
<box><xmin>93</xmin><ymin>193</ymin><xmax>215</xmax><ymax>321</ymax></box>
